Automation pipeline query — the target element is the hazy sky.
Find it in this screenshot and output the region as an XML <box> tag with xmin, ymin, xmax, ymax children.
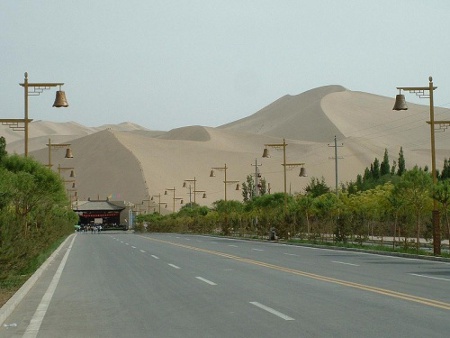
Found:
<box><xmin>1</xmin><ymin>1</ymin><xmax>450</xmax><ymax>131</ymax></box>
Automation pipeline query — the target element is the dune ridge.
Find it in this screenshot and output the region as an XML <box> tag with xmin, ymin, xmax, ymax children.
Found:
<box><xmin>2</xmin><ymin>85</ymin><xmax>450</xmax><ymax>210</ymax></box>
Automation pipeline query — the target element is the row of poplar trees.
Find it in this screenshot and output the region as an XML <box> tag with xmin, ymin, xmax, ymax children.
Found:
<box><xmin>137</xmin><ymin>147</ymin><xmax>450</xmax><ymax>254</ymax></box>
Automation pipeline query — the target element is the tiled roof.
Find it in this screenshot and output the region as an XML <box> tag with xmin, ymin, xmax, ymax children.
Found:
<box><xmin>74</xmin><ymin>200</ymin><xmax>125</xmax><ymax>211</ymax></box>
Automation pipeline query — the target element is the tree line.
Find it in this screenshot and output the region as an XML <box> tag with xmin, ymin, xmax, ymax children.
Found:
<box><xmin>137</xmin><ymin>147</ymin><xmax>450</xmax><ymax>255</ymax></box>
<box><xmin>0</xmin><ymin>137</ymin><xmax>77</xmax><ymax>284</ymax></box>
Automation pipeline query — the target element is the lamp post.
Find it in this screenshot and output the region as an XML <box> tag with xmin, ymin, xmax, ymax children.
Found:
<box><xmin>151</xmin><ymin>194</ymin><xmax>164</xmax><ymax>214</ymax></box>
<box><xmin>57</xmin><ymin>164</ymin><xmax>75</xmax><ymax>178</ymax></box>
<box><xmin>393</xmin><ymin>76</ymin><xmax>449</xmax><ymax>255</ymax></box>
<box><xmin>183</xmin><ymin>177</ymin><xmax>206</xmax><ymax>207</ymax></box>
<box><xmin>164</xmin><ymin>187</ymin><xmax>183</xmax><ymax>213</ymax></box>
<box><xmin>47</xmin><ymin>138</ymin><xmax>73</xmax><ymax>168</ymax></box>
<box><xmin>262</xmin><ymin>138</ymin><xmax>306</xmax><ymax>210</ymax></box>
<box><xmin>20</xmin><ymin>72</ymin><xmax>69</xmax><ymax>157</ymax></box>
<box><xmin>183</xmin><ymin>178</ymin><xmax>198</xmax><ymax>205</ymax></box>
<box><xmin>210</xmin><ymin>164</ymin><xmax>240</xmax><ymax>202</ymax></box>
<box><xmin>57</xmin><ymin>164</ymin><xmax>76</xmax><ymax>204</ymax></box>
<box><xmin>142</xmin><ymin>199</ymin><xmax>153</xmax><ymax>213</ymax></box>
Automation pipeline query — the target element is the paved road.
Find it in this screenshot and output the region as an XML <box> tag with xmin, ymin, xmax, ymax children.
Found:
<box><xmin>1</xmin><ymin>232</ymin><xmax>450</xmax><ymax>337</ymax></box>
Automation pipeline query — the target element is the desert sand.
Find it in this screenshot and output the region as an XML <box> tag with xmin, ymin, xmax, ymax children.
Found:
<box><xmin>2</xmin><ymin>85</ymin><xmax>450</xmax><ymax>213</ymax></box>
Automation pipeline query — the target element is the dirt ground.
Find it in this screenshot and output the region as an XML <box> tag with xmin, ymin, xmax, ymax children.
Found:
<box><xmin>0</xmin><ymin>289</ymin><xmax>16</xmax><ymax>308</ymax></box>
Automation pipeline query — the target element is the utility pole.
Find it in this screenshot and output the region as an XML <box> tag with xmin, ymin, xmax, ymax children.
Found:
<box><xmin>328</xmin><ymin>136</ymin><xmax>344</xmax><ymax>196</ymax></box>
<box><xmin>251</xmin><ymin>158</ymin><xmax>262</xmax><ymax>197</ymax></box>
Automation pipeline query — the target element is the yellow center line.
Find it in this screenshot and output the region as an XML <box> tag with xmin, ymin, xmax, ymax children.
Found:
<box><xmin>140</xmin><ymin>236</ymin><xmax>450</xmax><ymax>310</ymax></box>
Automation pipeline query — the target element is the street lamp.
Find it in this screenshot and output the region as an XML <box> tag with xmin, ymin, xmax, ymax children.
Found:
<box><xmin>58</xmin><ymin>164</ymin><xmax>75</xmax><ymax>178</ymax></box>
<box><xmin>47</xmin><ymin>138</ymin><xmax>73</xmax><ymax>168</ymax></box>
<box><xmin>142</xmin><ymin>199</ymin><xmax>153</xmax><ymax>214</ymax></box>
<box><xmin>57</xmin><ymin>164</ymin><xmax>76</xmax><ymax>207</ymax></box>
<box><xmin>210</xmin><ymin>164</ymin><xmax>240</xmax><ymax>202</ymax></box>
<box><xmin>164</xmin><ymin>187</ymin><xmax>183</xmax><ymax>213</ymax></box>
<box><xmin>20</xmin><ymin>72</ymin><xmax>69</xmax><ymax>157</ymax></box>
<box><xmin>262</xmin><ymin>138</ymin><xmax>306</xmax><ymax>210</ymax></box>
<box><xmin>393</xmin><ymin>76</ymin><xmax>450</xmax><ymax>255</ymax></box>
<box><xmin>183</xmin><ymin>177</ymin><xmax>206</xmax><ymax>206</ymax></box>
<box><xmin>150</xmin><ymin>193</ymin><xmax>166</xmax><ymax>214</ymax></box>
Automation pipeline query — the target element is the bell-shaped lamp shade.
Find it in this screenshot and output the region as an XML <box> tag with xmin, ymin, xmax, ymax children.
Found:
<box><xmin>180</xmin><ymin>199</ymin><xmax>184</xmax><ymax>204</ymax></box>
<box><xmin>53</xmin><ymin>91</ymin><xmax>69</xmax><ymax>108</ymax></box>
<box><xmin>65</xmin><ymin>148</ymin><xmax>73</xmax><ymax>159</ymax></box>
<box><xmin>164</xmin><ymin>191</ymin><xmax>168</xmax><ymax>195</ymax></box>
<box><xmin>183</xmin><ymin>182</ymin><xmax>186</xmax><ymax>188</ymax></box>
<box><xmin>235</xmin><ymin>183</ymin><xmax>240</xmax><ymax>190</ymax></box>
<box><xmin>202</xmin><ymin>193</ymin><xmax>207</xmax><ymax>198</ymax></box>
<box><xmin>262</xmin><ymin>148</ymin><xmax>270</xmax><ymax>158</ymax></box>
<box><xmin>70</xmin><ymin>170</ymin><xmax>75</xmax><ymax>178</ymax></box>
<box><xmin>210</xmin><ymin>170</ymin><xmax>215</xmax><ymax>177</ymax></box>
<box><xmin>393</xmin><ymin>94</ymin><xmax>408</xmax><ymax>111</ymax></box>
<box><xmin>299</xmin><ymin>167</ymin><xmax>307</xmax><ymax>177</ymax></box>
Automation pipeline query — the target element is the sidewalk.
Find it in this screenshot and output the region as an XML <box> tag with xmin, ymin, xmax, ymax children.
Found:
<box><xmin>0</xmin><ymin>234</ymin><xmax>75</xmax><ymax>334</ymax></box>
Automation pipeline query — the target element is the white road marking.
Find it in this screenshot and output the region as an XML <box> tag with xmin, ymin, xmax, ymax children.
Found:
<box><xmin>410</xmin><ymin>273</ymin><xmax>450</xmax><ymax>282</ymax></box>
<box><xmin>151</xmin><ymin>255</ymin><xmax>159</xmax><ymax>259</ymax></box>
<box><xmin>332</xmin><ymin>261</ymin><xmax>360</xmax><ymax>267</ymax></box>
<box><xmin>228</xmin><ymin>244</ymin><xmax>238</xmax><ymax>247</ymax></box>
<box><xmin>168</xmin><ymin>263</ymin><xmax>180</xmax><ymax>269</ymax></box>
<box><xmin>23</xmin><ymin>236</ymin><xmax>76</xmax><ymax>337</ymax></box>
<box><xmin>131</xmin><ymin>246</ymin><xmax>136</xmax><ymax>249</ymax></box>
<box><xmin>125</xmin><ymin>243</ymin><xmax>129</xmax><ymax>245</ymax></box>
<box><xmin>252</xmin><ymin>248</ymin><xmax>264</xmax><ymax>252</ymax></box>
<box><xmin>284</xmin><ymin>253</ymin><xmax>298</xmax><ymax>256</ymax></box>
<box><xmin>250</xmin><ymin>302</ymin><xmax>295</xmax><ymax>321</ymax></box>
<box><xmin>140</xmin><ymin>249</ymin><xmax>146</xmax><ymax>253</ymax></box>
<box><xmin>196</xmin><ymin>277</ymin><xmax>217</xmax><ymax>285</ymax></box>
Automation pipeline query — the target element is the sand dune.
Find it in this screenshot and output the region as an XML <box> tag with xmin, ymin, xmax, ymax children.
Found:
<box><xmin>2</xmin><ymin>85</ymin><xmax>450</xmax><ymax>212</ymax></box>
<box><xmin>219</xmin><ymin>85</ymin><xmax>346</xmax><ymax>142</ymax></box>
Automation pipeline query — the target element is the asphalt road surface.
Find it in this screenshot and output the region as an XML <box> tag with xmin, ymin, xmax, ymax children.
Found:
<box><xmin>1</xmin><ymin>232</ymin><xmax>449</xmax><ymax>337</ymax></box>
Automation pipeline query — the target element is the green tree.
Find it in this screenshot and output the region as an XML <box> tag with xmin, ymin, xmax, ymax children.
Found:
<box><xmin>0</xmin><ymin>136</ymin><xmax>7</xmax><ymax>162</ymax></box>
<box><xmin>242</xmin><ymin>175</ymin><xmax>268</xmax><ymax>202</ymax></box>
<box><xmin>296</xmin><ymin>194</ymin><xmax>315</xmax><ymax>236</ymax></box>
<box><xmin>258</xmin><ymin>177</ymin><xmax>267</xmax><ymax>196</ymax></box>
<box><xmin>432</xmin><ymin>179</ymin><xmax>450</xmax><ymax>248</ymax></box>
<box><xmin>241</xmin><ymin>175</ymin><xmax>254</xmax><ymax>202</ymax></box>
<box><xmin>394</xmin><ymin>166</ymin><xmax>432</xmax><ymax>252</ymax></box>
<box><xmin>380</xmin><ymin>149</ymin><xmax>390</xmax><ymax>176</ymax></box>
<box><xmin>440</xmin><ymin>158</ymin><xmax>450</xmax><ymax>180</ymax></box>
<box><xmin>385</xmin><ymin>182</ymin><xmax>407</xmax><ymax>249</ymax></box>
<box><xmin>371</xmin><ymin>158</ymin><xmax>380</xmax><ymax>180</ymax></box>
<box><xmin>397</xmin><ymin>147</ymin><xmax>406</xmax><ymax>176</ymax></box>
<box><xmin>0</xmin><ymin>154</ymin><xmax>76</xmax><ymax>282</ymax></box>
<box><xmin>304</xmin><ymin>177</ymin><xmax>330</xmax><ymax>198</ymax></box>
<box><xmin>313</xmin><ymin>192</ymin><xmax>340</xmax><ymax>241</ymax></box>
<box><xmin>390</xmin><ymin>160</ymin><xmax>397</xmax><ymax>176</ymax></box>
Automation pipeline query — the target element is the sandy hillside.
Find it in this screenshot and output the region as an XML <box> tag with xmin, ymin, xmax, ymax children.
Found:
<box><xmin>3</xmin><ymin>85</ymin><xmax>450</xmax><ymax>212</ymax></box>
